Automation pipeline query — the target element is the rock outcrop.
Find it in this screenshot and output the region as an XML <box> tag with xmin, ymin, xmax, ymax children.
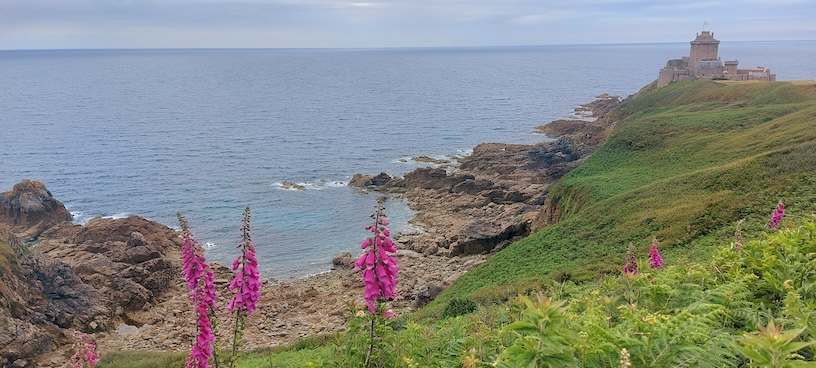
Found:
<box><xmin>0</xmin><ymin>231</ymin><xmax>109</xmax><ymax>367</ymax></box>
<box><xmin>349</xmin><ymin>94</ymin><xmax>621</xmax><ymax>257</ymax></box>
<box><xmin>0</xmin><ymin>179</ymin><xmax>183</xmax><ymax>365</ymax></box>
<box><xmin>36</xmin><ymin>216</ymin><xmax>180</xmax><ymax>314</ymax></box>
<box><xmin>0</xmin><ymin>180</ymin><xmax>73</xmax><ymax>240</ymax></box>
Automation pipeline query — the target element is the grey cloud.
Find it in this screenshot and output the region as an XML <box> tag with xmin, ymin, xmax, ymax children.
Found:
<box><xmin>0</xmin><ymin>0</ymin><xmax>813</xmax><ymax>49</ymax></box>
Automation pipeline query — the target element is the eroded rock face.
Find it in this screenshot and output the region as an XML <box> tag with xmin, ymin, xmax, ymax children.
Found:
<box><xmin>0</xmin><ymin>180</ymin><xmax>73</xmax><ymax>240</ymax></box>
<box><xmin>36</xmin><ymin>216</ymin><xmax>180</xmax><ymax>314</ymax></box>
<box><xmin>0</xmin><ymin>181</ymin><xmax>188</xmax><ymax>365</ymax></box>
<box><xmin>0</xmin><ymin>232</ymin><xmax>109</xmax><ymax>366</ymax></box>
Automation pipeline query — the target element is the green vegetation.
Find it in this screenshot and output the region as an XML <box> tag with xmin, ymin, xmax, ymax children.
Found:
<box><xmin>97</xmin><ymin>80</ymin><xmax>816</xmax><ymax>366</ymax></box>
<box><xmin>442</xmin><ymin>298</ymin><xmax>479</xmax><ymax>318</ymax></box>
<box><xmin>428</xmin><ymin>80</ymin><xmax>816</xmax><ymax>312</ymax></box>
<box><xmin>96</xmin><ymin>351</ymin><xmax>186</xmax><ymax>368</ymax></box>
<box><xmin>96</xmin><ymin>334</ymin><xmax>337</xmax><ymax>368</ymax></box>
<box><xmin>0</xmin><ymin>235</ymin><xmax>12</xmax><ymax>279</ymax></box>
<box><xmin>256</xmin><ymin>220</ymin><xmax>816</xmax><ymax>367</ymax></box>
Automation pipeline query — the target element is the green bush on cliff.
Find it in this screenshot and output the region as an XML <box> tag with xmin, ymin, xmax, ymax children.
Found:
<box><xmin>441</xmin><ymin>298</ymin><xmax>478</xmax><ymax>318</ymax></box>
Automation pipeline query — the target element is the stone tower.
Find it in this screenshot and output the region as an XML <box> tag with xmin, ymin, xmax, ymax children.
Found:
<box><xmin>689</xmin><ymin>31</ymin><xmax>720</xmax><ymax>68</ymax></box>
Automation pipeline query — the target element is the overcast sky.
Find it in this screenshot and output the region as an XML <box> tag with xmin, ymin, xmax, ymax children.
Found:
<box><xmin>1</xmin><ymin>0</ymin><xmax>815</xmax><ymax>50</ymax></box>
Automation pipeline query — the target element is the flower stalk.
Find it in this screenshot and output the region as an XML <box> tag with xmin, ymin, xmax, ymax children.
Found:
<box><xmin>623</xmin><ymin>243</ymin><xmax>638</xmax><ymax>276</ymax></box>
<box><xmin>178</xmin><ymin>213</ymin><xmax>218</xmax><ymax>368</ymax></box>
<box><xmin>354</xmin><ymin>197</ymin><xmax>399</xmax><ymax>368</ymax></box>
<box><xmin>648</xmin><ymin>237</ymin><xmax>663</xmax><ymax>269</ymax></box>
<box><xmin>226</xmin><ymin>207</ymin><xmax>261</xmax><ymax>367</ymax></box>
<box><xmin>769</xmin><ymin>201</ymin><xmax>785</xmax><ymax>229</ymax></box>
<box><xmin>734</xmin><ymin>219</ymin><xmax>744</xmax><ymax>251</ymax></box>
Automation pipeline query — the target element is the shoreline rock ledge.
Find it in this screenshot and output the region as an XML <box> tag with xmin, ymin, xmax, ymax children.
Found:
<box><xmin>349</xmin><ymin>94</ymin><xmax>622</xmax><ymax>260</ymax></box>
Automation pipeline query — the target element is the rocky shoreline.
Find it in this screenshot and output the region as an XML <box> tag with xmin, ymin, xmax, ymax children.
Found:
<box><xmin>0</xmin><ymin>94</ymin><xmax>620</xmax><ymax>367</ymax></box>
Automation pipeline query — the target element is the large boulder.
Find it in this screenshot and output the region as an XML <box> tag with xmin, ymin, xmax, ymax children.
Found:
<box><xmin>348</xmin><ymin>172</ymin><xmax>395</xmax><ymax>188</ymax></box>
<box><xmin>331</xmin><ymin>251</ymin><xmax>355</xmax><ymax>269</ymax></box>
<box><xmin>448</xmin><ymin>213</ymin><xmax>535</xmax><ymax>256</ymax></box>
<box><xmin>0</xmin><ymin>180</ymin><xmax>72</xmax><ymax>240</ymax></box>
<box><xmin>402</xmin><ymin>168</ymin><xmax>474</xmax><ymax>191</ymax></box>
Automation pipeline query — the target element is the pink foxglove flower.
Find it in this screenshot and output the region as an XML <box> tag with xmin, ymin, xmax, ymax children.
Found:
<box><xmin>623</xmin><ymin>243</ymin><xmax>638</xmax><ymax>276</ymax></box>
<box><xmin>227</xmin><ymin>207</ymin><xmax>261</xmax><ymax>315</ymax></box>
<box><xmin>186</xmin><ymin>304</ymin><xmax>214</xmax><ymax>368</ymax></box>
<box><xmin>648</xmin><ymin>238</ymin><xmax>663</xmax><ymax>269</ymax></box>
<box><xmin>382</xmin><ymin>309</ymin><xmax>395</xmax><ymax>319</ymax></box>
<box><xmin>178</xmin><ymin>213</ymin><xmax>217</xmax><ymax>368</ymax></box>
<box><xmin>70</xmin><ymin>332</ymin><xmax>99</xmax><ymax>368</ymax></box>
<box><xmin>768</xmin><ymin>201</ymin><xmax>785</xmax><ymax>229</ymax></box>
<box><xmin>355</xmin><ymin>199</ymin><xmax>399</xmax><ymax>314</ymax></box>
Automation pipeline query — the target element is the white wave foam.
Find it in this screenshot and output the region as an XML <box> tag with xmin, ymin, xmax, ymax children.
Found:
<box><xmin>70</xmin><ymin>210</ymin><xmax>85</xmax><ymax>224</ymax></box>
<box><xmin>455</xmin><ymin>148</ymin><xmax>473</xmax><ymax>158</ymax></box>
<box><xmin>392</xmin><ymin>154</ymin><xmax>458</xmax><ymax>166</ymax></box>
<box><xmin>70</xmin><ymin>211</ymin><xmax>132</xmax><ymax>225</ymax></box>
<box><xmin>202</xmin><ymin>242</ymin><xmax>218</xmax><ymax>250</ymax></box>
<box><xmin>324</xmin><ymin>180</ymin><xmax>348</xmax><ymax>187</ymax></box>
<box><xmin>271</xmin><ymin>180</ymin><xmax>347</xmax><ymax>191</ymax></box>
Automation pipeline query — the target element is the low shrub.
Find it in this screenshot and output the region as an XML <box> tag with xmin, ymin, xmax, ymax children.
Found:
<box><xmin>441</xmin><ymin>298</ymin><xmax>478</xmax><ymax>318</ymax></box>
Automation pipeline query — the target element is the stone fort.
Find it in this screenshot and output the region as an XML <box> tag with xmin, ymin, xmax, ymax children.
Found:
<box><xmin>657</xmin><ymin>30</ymin><xmax>775</xmax><ymax>87</ymax></box>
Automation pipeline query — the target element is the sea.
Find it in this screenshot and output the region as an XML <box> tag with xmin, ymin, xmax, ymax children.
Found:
<box><xmin>1</xmin><ymin>41</ymin><xmax>814</xmax><ymax>280</ymax></box>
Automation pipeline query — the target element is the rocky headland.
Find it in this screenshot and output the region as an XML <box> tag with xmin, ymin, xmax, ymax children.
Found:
<box><xmin>0</xmin><ymin>94</ymin><xmax>620</xmax><ymax>367</ymax></box>
<box><xmin>349</xmin><ymin>93</ymin><xmax>622</xmax><ymax>257</ymax></box>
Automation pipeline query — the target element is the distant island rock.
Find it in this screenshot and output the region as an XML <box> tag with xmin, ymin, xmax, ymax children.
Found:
<box><xmin>280</xmin><ymin>181</ymin><xmax>306</xmax><ymax>191</ymax></box>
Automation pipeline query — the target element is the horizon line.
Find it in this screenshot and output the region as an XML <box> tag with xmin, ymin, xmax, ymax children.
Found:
<box><xmin>2</xmin><ymin>39</ymin><xmax>815</xmax><ymax>53</ymax></box>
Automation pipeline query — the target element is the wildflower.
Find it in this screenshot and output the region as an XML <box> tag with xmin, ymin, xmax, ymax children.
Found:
<box><xmin>734</xmin><ymin>219</ymin><xmax>744</xmax><ymax>251</ymax></box>
<box><xmin>648</xmin><ymin>238</ymin><xmax>663</xmax><ymax>269</ymax></box>
<box><xmin>187</xmin><ymin>303</ymin><xmax>214</xmax><ymax>368</ymax></box>
<box><xmin>177</xmin><ymin>213</ymin><xmax>217</xmax><ymax>368</ymax></box>
<box><xmin>227</xmin><ymin>207</ymin><xmax>261</xmax><ymax>315</ymax></box>
<box><xmin>70</xmin><ymin>332</ymin><xmax>99</xmax><ymax>368</ymax></box>
<box><xmin>623</xmin><ymin>243</ymin><xmax>638</xmax><ymax>276</ymax></box>
<box><xmin>354</xmin><ymin>198</ymin><xmax>399</xmax><ymax>314</ymax></box>
<box><xmin>383</xmin><ymin>309</ymin><xmax>395</xmax><ymax>319</ymax></box>
<box><xmin>768</xmin><ymin>201</ymin><xmax>785</xmax><ymax>229</ymax></box>
<box><xmin>619</xmin><ymin>348</ymin><xmax>632</xmax><ymax>368</ymax></box>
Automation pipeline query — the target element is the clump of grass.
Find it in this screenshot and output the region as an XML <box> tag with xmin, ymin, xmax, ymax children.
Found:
<box><xmin>96</xmin><ymin>351</ymin><xmax>186</xmax><ymax>368</ymax></box>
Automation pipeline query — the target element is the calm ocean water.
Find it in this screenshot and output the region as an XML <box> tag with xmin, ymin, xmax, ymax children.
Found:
<box><xmin>1</xmin><ymin>42</ymin><xmax>813</xmax><ymax>279</ymax></box>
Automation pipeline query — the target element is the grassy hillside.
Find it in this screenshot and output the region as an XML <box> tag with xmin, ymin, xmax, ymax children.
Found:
<box><xmin>425</xmin><ymin>79</ymin><xmax>816</xmax><ymax>315</ymax></box>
